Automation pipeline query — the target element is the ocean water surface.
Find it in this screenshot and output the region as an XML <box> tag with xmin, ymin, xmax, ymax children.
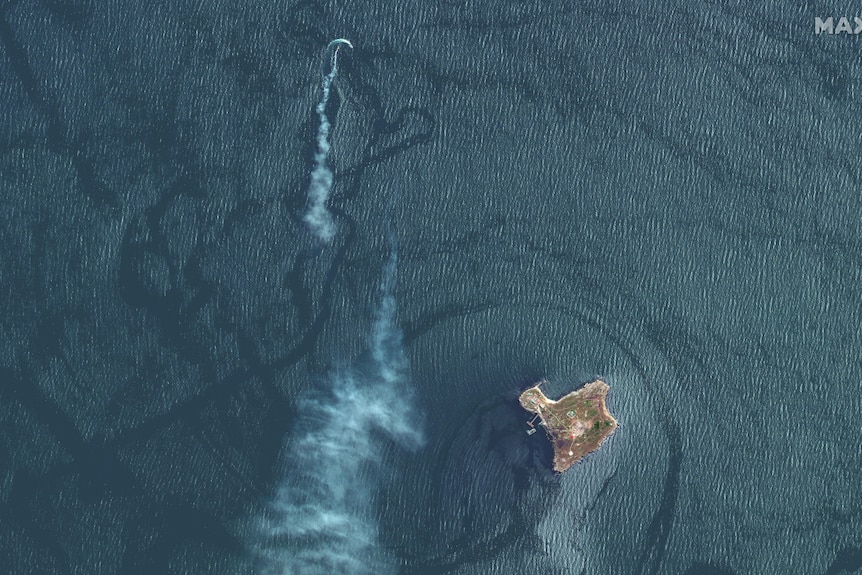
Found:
<box><xmin>1</xmin><ymin>1</ymin><xmax>861</xmax><ymax>574</ymax></box>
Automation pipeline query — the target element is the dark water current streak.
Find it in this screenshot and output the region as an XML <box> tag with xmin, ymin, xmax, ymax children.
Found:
<box><xmin>3</xmin><ymin>1</ymin><xmax>862</xmax><ymax>574</ymax></box>
<box><xmin>0</xmin><ymin>8</ymin><xmax>433</xmax><ymax>575</ymax></box>
<box><xmin>392</xmin><ymin>397</ymin><xmax>557</xmax><ymax>574</ymax></box>
<box><xmin>487</xmin><ymin>303</ymin><xmax>684</xmax><ymax>574</ymax></box>
<box><xmin>0</xmin><ymin>0</ymin><xmax>438</xmax><ymax>445</ymax></box>
<box><xmin>0</xmin><ymin>1</ymin><xmax>454</xmax><ymax>571</ymax></box>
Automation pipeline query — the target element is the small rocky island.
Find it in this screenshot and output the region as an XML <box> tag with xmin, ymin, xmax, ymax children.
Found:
<box><xmin>519</xmin><ymin>379</ymin><xmax>617</xmax><ymax>473</ymax></box>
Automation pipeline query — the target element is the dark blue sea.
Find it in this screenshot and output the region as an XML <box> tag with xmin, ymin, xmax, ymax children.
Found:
<box><xmin>2</xmin><ymin>1</ymin><xmax>861</xmax><ymax>574</ymax></box>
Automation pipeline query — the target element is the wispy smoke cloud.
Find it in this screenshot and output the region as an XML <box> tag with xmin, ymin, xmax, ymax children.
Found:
<box><xmin>303</xmin><ymin>50</ymin><xmax>344</xmax><ymax>243</ymax></box>
<box><xmin>256</xmin><ymin>244</ymin><xmax>424</xmax><ymax>575</ymax></box>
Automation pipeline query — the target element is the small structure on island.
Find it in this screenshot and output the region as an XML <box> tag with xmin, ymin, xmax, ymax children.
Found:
<box><xmin>519</xmin><ymin>379</ymin><xmax>617</xmax><ymax>473</ymax></box>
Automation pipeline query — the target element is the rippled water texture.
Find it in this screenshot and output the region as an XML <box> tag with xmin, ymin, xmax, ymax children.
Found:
<box><xmin>1</xmin><ymin>1</ymin><xmax>861</xmax><ymax>574</ymax></box>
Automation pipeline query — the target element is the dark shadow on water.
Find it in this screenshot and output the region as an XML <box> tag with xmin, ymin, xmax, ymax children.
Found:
<box><xmin>512</xmin><ymin>396</ymin><xmax>556</xmax><ymax>477</ymax></box>
<box><xmin>823</xmin><ymin>547</ymin><xmax>862</xmax><ymax>575</ymax></box>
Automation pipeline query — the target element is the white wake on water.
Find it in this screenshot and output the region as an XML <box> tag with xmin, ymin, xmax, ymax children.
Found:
<box><xmin>256</xmin><ymin>242</ymin><xmax>424</xmax><ymax>575</ymax></box>
<box><xmin>303</xmin><ymin>43</ymin><xmax>350</xmax><ymax>243</ymax></box>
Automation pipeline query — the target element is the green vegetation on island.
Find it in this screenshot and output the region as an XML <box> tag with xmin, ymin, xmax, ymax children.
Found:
<box><xmin>519</xmin><ymin>379</ymin><xmax>617</xmax><ymax>473</ymax></box>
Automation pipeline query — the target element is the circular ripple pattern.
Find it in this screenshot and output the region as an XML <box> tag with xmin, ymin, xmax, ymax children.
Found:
<box><xmin>2</xmin><ymin>0</ymin><xmax>862</xmax><ymax>574</ymax></box>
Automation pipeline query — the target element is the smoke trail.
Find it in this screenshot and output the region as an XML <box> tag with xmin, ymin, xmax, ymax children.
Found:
<box><xmin>256</xmin><ymin>240</ymin><xmax>424</xmax><ymax>575</ymax></box>
<box><xmin>303</xmin><ymin>43</ymin><xmax>350</xmax><ymax>243</ymax></box>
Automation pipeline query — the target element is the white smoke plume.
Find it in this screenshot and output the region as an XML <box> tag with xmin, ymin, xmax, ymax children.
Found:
<box><xmin>256</xmin><ymin>242</ymin><xmax>424</xmax><ymax>575</ymax></box>
<box><xmin>303</xmin><ymin>47</ymin><xmax>347</xmax><ymax>243</ymax></box>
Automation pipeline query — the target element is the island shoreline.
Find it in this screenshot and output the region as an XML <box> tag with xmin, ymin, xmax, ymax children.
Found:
<box><xmin>519</xmin><ymin>379</ymin><xmax>617</xmax><ymax>473</ymax></box>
